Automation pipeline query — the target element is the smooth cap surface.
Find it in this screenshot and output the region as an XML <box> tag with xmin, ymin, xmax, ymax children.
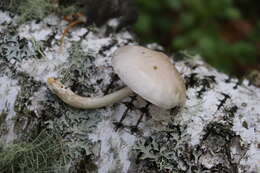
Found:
<box><xmin>112</xmin><ymin>45</ymin><xmax>186</xmax><ymax>109</ymax></box>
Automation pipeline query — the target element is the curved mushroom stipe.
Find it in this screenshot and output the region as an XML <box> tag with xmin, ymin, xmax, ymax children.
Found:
<box><xmin>47</xmin><ymin>78</ymin><xmax>133</xmax><ymax>109</ymax></box>
<box><xmin>48</xmin><ymin>45</ymin><xmax>186</xmax><ymax>110</ymax></box>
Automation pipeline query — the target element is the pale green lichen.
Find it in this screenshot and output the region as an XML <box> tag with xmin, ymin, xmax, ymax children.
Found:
<box><xmin>41</xmin><ymin>41</ymin><xmax>103</xmax><ymax>168</ymax></box>
<box><xmin>40</xmin><ymin>41</ymin><xmax>105</xmax><ymax>172</ymax></box>
<box><xmin>132</xmin><ymin>122</ymin><xmax>244</xmax><ymax>173</ymax></box>
<box><xmin>43</xmin><ymin>103</ymin><xmax>102</xmax><ymax>172</ymax></box>
<box><xmin>60</xmin><ymin>42</ymin><xmax>97</xmax><ymax>95</ymax></box>
<box><xmin>13</xmin><ymin>73</ymin><xmax>43</xmax><ymax>137</ymax></box>
<box><xmin>0</xmin><ymin>33</ymin><xmax>43</xmax><ymax>62</ymax></box>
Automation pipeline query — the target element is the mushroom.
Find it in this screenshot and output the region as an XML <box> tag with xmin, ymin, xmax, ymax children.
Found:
<box><xmin>47</xmin><ymin>45</ymin><xmax>186</xmax><ymax>109</ymax></box>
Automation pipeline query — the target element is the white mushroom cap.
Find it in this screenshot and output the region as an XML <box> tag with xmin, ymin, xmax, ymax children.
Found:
<box><xmin>112</xmin><ymin>45</ymin><xmax>186</xmax><ymax>109</ymax></box>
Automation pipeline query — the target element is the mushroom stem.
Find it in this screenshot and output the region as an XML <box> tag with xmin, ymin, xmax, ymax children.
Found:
<box><xmin>47</xmin><ymin>78</ymin><xmax>133</xmax><ymax>109</ymax></box>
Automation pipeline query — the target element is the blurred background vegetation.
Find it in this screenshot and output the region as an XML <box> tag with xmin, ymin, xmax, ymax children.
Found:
<box><xmin>134</xmin><ymin>0</ymin><xmax>260</xmax><ymax>77</ymax></box>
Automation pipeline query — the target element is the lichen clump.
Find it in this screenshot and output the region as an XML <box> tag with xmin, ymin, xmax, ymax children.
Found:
<box><xmin>0</xmin><ymin>131</ymin><xmax>69</xmax><ymax>173</ymax></box>
<box><xmin>0</xmin><ymin>33</ymin><xmax>38</xmax><ymax>62</ymax></box>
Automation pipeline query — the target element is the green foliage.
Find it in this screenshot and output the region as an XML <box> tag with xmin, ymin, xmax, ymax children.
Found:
<box><xmin>0</xmin><ymin>131</ymin><xmax>69</xmax><ymax>173</ymax></box>
<box><xmin>17</xmin><ymin>0</ymin><xmax>53</xmax><ymax>23</ymax></box>
<box><xmin>2</xmin><ymin>0</ymin><xmax>78</xmax><ymax>24</ymax></box>
<box><xmin>135</xmin><ymin>0</ymin><xmax>258</xmax><ymax>75</ymax></box>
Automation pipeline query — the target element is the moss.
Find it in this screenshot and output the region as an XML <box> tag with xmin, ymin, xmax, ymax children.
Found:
<box><xmin>56</xmin><ymin>5</ymin><xmax>78</xmax><ymax>17</ymax></box>
<box><xmin>17</xmin><ymin>0</ymin><xmax>82</xmax><ymax>23</ymax></box>
<box><xmin>0</xmin><ymin>0</ymin><xmax>21</xmax><ymax>12</ymax></box>
<box><xmin>17</xmin><ymin>0</ymin><xmax>53</xmax><ymax>24</ymax></box>
<box><xmin>0</xmin><ymin>130</ymin><xmax>69</xmax><ymax>173</ymax></box>
<box><xmin>1</xmin><ymin>0</ymin><xmax>81</xmax><ymax>24</ymax></box>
